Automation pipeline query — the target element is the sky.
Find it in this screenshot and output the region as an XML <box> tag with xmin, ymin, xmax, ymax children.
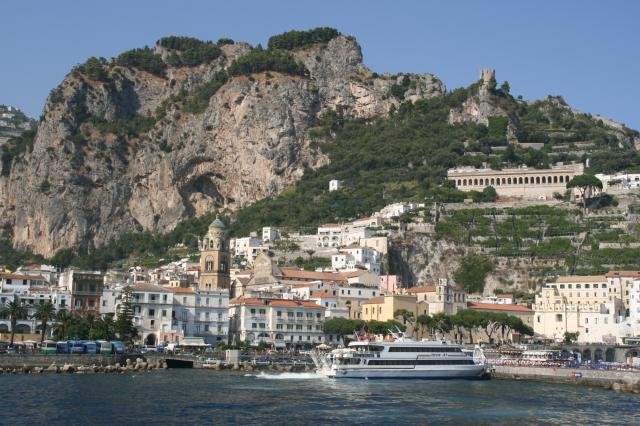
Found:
<box><xmin>2</xmin><ymin>0</ymin><xmax>638</xmax><ymax>129</ymax></box>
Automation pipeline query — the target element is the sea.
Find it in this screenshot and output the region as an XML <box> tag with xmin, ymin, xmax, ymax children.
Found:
<box><xmin>0</xmin><ymin>370</ymin><xmax>637</xmax><ymax>425</ymax></box>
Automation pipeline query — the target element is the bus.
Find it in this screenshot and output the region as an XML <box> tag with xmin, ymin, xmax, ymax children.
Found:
<box><xmin>111</xmin><ymin>341</ymin><xmax>125</xmax><ymax>354</ymax></box>
<box><xmin>56</xmin><ymin>341</ymin><xmax>70</xmax><ymax>354</ymax></box>
<box><xmin>69</xmin><ymin>340</ymin><xmax>86</xmax><ymax>354</ymax></box>
<box><xmin>41</xmin><ymin>340</ymin><xmax>57</xmax><ymax>354</ymax></box>
<box><xmin>83</xmin><ymin>341</ymin><xmax>99</xmax><ymax>355</ymax></box>
<box><xmin>622</xmin><ymin>337</ymin><xmax>640</xmax><ymax>345</ymax></box>
<box><xmin>97</xmin><ymin>341</ymin><xmax>112</xmax><ymax>355</ymax></box>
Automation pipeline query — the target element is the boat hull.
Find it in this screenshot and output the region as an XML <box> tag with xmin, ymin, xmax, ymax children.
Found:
<box><xmin>320</xmin><ymin>365</ymin><xmax>487</xmax><ymax>379</ymax></box>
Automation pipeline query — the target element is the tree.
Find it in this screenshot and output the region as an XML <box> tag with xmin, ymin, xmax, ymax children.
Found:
<box><xmin>500</xmin><ymin>81</ymin><xmax>510</xmax><ymax>95</ymax></box>
<box><xmin>32</xmin><ymin>301</ymin><xmax>56</xmax><ymax>343</ymax></box>
<box><xmin>564</xmin><ymin>331</ymin><xmax>579</xmax><ymax>344</ymax></box>
<box><xmin>1</xmin><ymin>297</ymin><xmax>27</xmax><ymax>346</ymax></box>
<box><xmin>566</xmin><ymin>174</ymin><xmax>603</xmax><ymax>211</ymax></box>
<box><xmin>415</xmin><ymin>314</ymin><xmax>433</xmax><ymax>339</ymax></box>
<box><xmin>453</xmin><ymin>253</ymin><xmax>493</xmax><ymax>293</ymax></box>
<box><xmin>53</xmin><ymin>310</ymin><xmax>73</xmax><ymax>340</ymax></box>
<box><xmin>394</xmin><ymin>309</ymin><xmax>415</xmax><ymax>327</ymax></box>
<box><xmin>305</xmin><ymin>249</ymin><xmax>315</xmax><ymax>260</ymax></box>
<box><xmin>116</xmin><ymin>286</ymin><xmax>138</xmax><ymax>343</ymax></box>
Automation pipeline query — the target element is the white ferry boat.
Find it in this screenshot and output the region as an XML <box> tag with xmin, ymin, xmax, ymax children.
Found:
<box><xmin>313</xmin><ymin>334</ymin><xmax>488</xmax><ymax>379</ymax></box>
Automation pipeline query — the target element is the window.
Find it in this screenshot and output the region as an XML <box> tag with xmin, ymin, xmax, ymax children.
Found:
<box><xmin>556</xmin><ymin>314</ymin><xmax>563</xmax><ymax>322</ymax></box>
<box><xmin>296</xmin><ymin>325</ymin><xmax>303</xmax><ymax>330</ymax></box>
<box><xmin>276</xmin><ymin>324</ymin><xmax>283</xmax><ymax>330</ymax></box>
<box><xmin>217</xmin><ymin>313</ymin><xmax>222</xmax><ymax>321</ymax></box>
<box><xmin>183</xmin><ymin>297</ymin><xmax>187</xmax><ymax>304</ymax></box>
<box><xmin>277</xmin><ymin>311</ymin><xmax>282</xmax><ymax>317</ymax></box>
<box><xmin>182</xmin><ymin>310</ymin><xmax>187</xmax><ymax>321</ymax></box>
<box><xmin>537</xmin><ymin>316</ymin><xmax>540</xmax><ymax>323</ymax></box>
<box><xmin>307</xmin><ymin>325</ymin><xmax>312</xmax><ymax>331</ymax></box>
<box><xmin>250</xmin><ymin>308</ymin><xmax>256</xmax><ymax>314</ymax></box>
<box><xmin>286</xmin><ymin>324</ymin><xmax>293</xmax><ymax>330</ymax></box>
<box><xmin>296</xmin><ymin>312</ymin><xmax>303</xmax><ymax>317</ymax></box>
<box><xmin>259</xmin><ymin>323</ymin><xmax>266</xmax><ymax>329</ymax></box>
<box><xmin>205</xmin><ymin>298</ymin><xmax>209</xmax><ymax>306</ymax></box>
<box><xmin>162</xmin><ymin>309</ymin><xmax>167</xmax><ymax>317</ymax></box>
<box><xmin>259</xmin><ymin>309</ymin><xmax>266</xmax><ymax>315</ymax></box>
<box><xmin>204</xmin><ymin>325</ymin><xmax>209</xmax><ymax>332</ymax></box>
<box><xmin>148</xmin><ymin>309</ymin><xmax>155</xmax><ymax>317</ymax></box>
<box><xmin>163</xmin><ymin>294</ymin><xmax>168</xmax><ymax>302</ymax></box>
<box><xmin>252</xmin><ymin>323</ymin><xmax>257</xmax><ymax>329</ymax></box>
<box><xmin>288</xmin><ymin>312</ymin><xmax>294</xmax><ymax>318</ymax></box>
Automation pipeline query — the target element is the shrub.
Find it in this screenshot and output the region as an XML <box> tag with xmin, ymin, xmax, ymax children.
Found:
<box><xmin>183</xmin><ymin>71</ymin><xmax>229</xmax><ymax>114</ymax></box>
<box><xmin>227</xmin><ymin>48</ymin><xmax>307</xmax><ymax>77</ymax></box>
<box><xmin>267</xmin><ymin>27</ymin><xmax>341</xmax><ymax>50</ymax></box>
<box><xmin>158</xmin><ymin>36</ymin><xmax>222</xmax><ymax>67</ymax></box>
<box><xmin>116</xmin><ymin>47</ymin><xmax>166</xmax><ymax>77</ymax></box>
<box><xmin>76</xmin><ymin>57</ymin><xmax>109</xmax><ymax>81</ymax></box>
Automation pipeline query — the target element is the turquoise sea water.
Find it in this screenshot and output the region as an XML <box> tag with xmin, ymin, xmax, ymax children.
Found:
<box><xmin>0</xmin><ymin>370</ymin><xmax>637</xmax><ymax>425</ymax></box>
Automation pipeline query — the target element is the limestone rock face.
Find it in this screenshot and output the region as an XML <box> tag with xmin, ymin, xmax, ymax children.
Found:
<box><xmin>448</xmin><ymin>68</ymin><xmax>510</xmax><ymax>126</ymax></box>
<box><xmin>0</xmin><ymin>35</ymin><xmax>445</xmax><ymax>256</ymax></box>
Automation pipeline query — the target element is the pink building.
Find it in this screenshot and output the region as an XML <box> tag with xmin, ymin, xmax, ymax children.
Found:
<box><xmin>379</xmin><ymin>275</ymin><xmax>402</xmax><ymax>294</ymax></box>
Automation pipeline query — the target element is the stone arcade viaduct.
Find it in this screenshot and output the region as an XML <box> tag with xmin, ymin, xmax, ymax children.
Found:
<box><xmin>447</xmin><ymin>163</ymin><xmax>584</xmax><ymax>200</ymax></box>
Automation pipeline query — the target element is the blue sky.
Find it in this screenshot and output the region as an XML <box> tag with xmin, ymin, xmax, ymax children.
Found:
<box><xmin>2</xmin><ymin>0</ymin><xmax>638</xmax><ymax>129</ymax></box>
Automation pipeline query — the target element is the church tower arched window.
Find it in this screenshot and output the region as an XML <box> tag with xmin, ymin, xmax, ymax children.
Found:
<box><xmin>205</xmin><ymin>256</ymin><xmax>214</xmax><ymax>272</ymax></box>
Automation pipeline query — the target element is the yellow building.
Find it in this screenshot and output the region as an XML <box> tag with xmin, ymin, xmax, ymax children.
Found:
<box><xmin>533</xmin><ymin>275</ymin><xmax>624</xmax><ymax>343</ymax></box>
<box><xmin>360</xmin><ymin>294</ymin><xmax>418</xmax><ymax>332</ymax></box>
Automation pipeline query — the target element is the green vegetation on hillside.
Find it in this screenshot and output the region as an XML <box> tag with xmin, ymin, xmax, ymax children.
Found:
<box><xmin>267</xmin><ymin>27</ymin><xmax>341</xmax><ymax>50</ymax></box>
<box><xmin>158</xmin><ymin>36</ymin><xmax>223</xmax><ymax>67</ymax></box>
<box><xmin>227</xmin><ymin>47</ymin><xmax>307</xmax><ymax>77</ymax></box>
<box><xmin>229</xmin><ymin>88</ymin><xmax>484</xmax><ymax>236</ymax></box>
<box><xmin>116</xmin><ymin>47</ymin><xmax>166</xmax><ymax>77</ymax></box>
<box><xmin>74</xmin><ymin>57</ymin><xmax>109</xmax><ymax>81</ymax></box>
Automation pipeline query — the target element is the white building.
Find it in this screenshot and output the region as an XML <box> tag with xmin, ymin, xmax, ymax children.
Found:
<box><xmin>262</xmin><ymin>227</ymin><xmax>280</xmax><ymax>243</ymax></box>
<box><xmin>230</xmin><ymin>236</ymin><xmax>267</xmax><ymax>265</ymax></box>
<box><xmin>165</xmin><ymin>287</ymin><xmax>229</xmax><ymax>345</ymax></box>
<box><xmin>374</xmin><ymin>202</ymin><xmax>422</xmax><ymax>220</ymax></box>
<box><xmin>316</xmin><ymin>221</ymin><xmax>378</xmax><ymax>248</ymax></box>
<box><xmin>329</xmin><ymin>179</ymin><xmax>343</xmax><ymax>191</ymax></box>
<box><xmin>229</xmin><ymin>296</ymin><xmax>326</xmax><ymax>348</ymax></box>
<box><xmin>0</xmin><ymin>272</ymin><xmax>48</xmax><ymax>294</ymax></box>
<box><xmin>595</xmin><ymin>172</ymin><xmax>640</xmax><ymax>192</ymax></box>
<box><xmin>331</xmin><ymin>246</ymin><xmax>381</xmax><ymax>275</ymax></box>
<box><xmin>131</xmin><ymin>283</ymin><xmax>175</xmax><ymax>346</ymax></box>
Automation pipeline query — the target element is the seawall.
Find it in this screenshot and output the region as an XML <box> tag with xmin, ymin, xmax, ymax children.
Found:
<box><xmin>492</xmin><ymin>365</ymin><xmax>640</xmax><ymax>392</ymax></box>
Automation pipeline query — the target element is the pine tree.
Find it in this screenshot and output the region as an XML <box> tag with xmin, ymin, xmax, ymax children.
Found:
<box><xmin>115</xmin><ymin>286</ymin><xmax>138</xmax><ymax>343</ymax></box>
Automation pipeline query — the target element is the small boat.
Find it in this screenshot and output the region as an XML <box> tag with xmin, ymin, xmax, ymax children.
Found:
<box><xmin>312</xmin><ymin>332</ymin><xmax>488</xmax><ymax>379</ymax></box>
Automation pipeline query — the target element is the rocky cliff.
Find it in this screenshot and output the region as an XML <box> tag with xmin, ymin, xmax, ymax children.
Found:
<box><xmin>0</xmin><ymin>32</ymin><xmax>445</xmax><ymax>257</ymax></box>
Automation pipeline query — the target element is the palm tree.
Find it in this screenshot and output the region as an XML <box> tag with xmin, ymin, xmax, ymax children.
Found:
<box><xmin>1</xmin><ymin>297</ymin><xmax>27</xmax><ymax>346</ymax></box>
<box><xmin>33</xmin><ymin>301</ymin><xmax>57</xmax><ymax>343</ymax></box>
<box><xmin>53</xmin><ymin>310</ymin><xmax>73</xmax><ymax>340</ymax></box>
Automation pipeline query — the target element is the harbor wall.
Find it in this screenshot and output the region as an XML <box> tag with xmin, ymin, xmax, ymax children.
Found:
<box><xmin>492</xmin><ymin>365</ymin><xmax>640</xmax><ymax>392</ymax></box>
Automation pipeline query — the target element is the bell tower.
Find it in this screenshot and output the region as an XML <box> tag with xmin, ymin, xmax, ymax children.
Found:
<box><xmin>198</xmin><ymin>217</ymin><xmax>230</xmax><ymax>291</ymax></box>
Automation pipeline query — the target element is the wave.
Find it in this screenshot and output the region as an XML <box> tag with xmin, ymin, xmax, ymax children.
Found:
<box><xmin>247</xmin><ymin>372</ymin><xmax>326</xmax><ymax>380</ymax></box>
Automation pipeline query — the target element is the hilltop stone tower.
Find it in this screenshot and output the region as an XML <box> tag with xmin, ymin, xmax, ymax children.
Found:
<box><xmin>198</xmin><ymin>217</ymin><xmax>230</xmax><ymax>291</ymax></box>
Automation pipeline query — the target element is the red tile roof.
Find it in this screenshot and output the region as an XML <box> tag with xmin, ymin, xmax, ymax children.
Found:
<box><xmin>279</xmin><ymin>268</ymin><xmax>347</xmax><ymax>282</ymax></box>
<box><xmin>495</xmin><ymin>294</ymin><xmax>513</xmax><ymax>298</ymax></box>
<box><xmin>132</xmin><ymin>283</ymin><xmax>170</xmax><ymax>293</ymax></box>
<box><xmin>229</xmin><ymin>296</ymin><xmax>324</xmax><ymax>309</ymax></box>
<box><xmin>467</xmin><ymin>302</ymin><xmax>533</xmax><ymax>313</ymax></box>
<box><xmin>310</xmin><ymin>292</ymin><xmax>335</xmax><ymax>299</ymax></box>
<box><xmin>605</xmin><ymin>271</ymin><xmax>640</xmax><ymax>278</ymax></box>
<box><xmin>164</xmin><ymin>287</ymin><xmax>195</xmax><ymax>294</ymax></box>
<box><xmin>0</xmin><ymin>273</ymin><xmax>46</xmax><ymax>281</ymax></box>
<box><xmin>362</xmin><ymin>296</ymin><xmax>385</xmax><ymax>305</ymax></box>
<box><xmin>405</xmin><ymin>285</ymin><xmax>436</xmax><ymax>293</ymax></box>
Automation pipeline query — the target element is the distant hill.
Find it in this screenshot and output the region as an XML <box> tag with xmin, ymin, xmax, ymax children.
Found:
<box><xmin>0</xmin><ymin>104</ymin><xmax>35</xmax><ymax>146</ymax></box>
<box><xmin>0</xmin><ymin>27</ymin><xmax>638</xmax><ymax>269</ymax></box>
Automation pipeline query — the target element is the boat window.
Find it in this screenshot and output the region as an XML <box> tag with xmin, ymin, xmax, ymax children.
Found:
<box><xmin>388</xmin><ymin>346</ymin><xmax>461</xmax><ymax>353</ymax></box>
<box><xmin>367</xmin><ymin>359</ymin><xmax>475</xmax><ymax>366</ymax></box>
